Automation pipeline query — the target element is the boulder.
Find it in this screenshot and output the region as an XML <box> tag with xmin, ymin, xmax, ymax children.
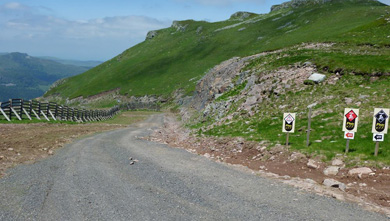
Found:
<box><xmin>348</xmin><ymin>167</ymin><xmax>373</xmax><ymax>176</ymax></box>
<box><xmin>323</xmin><ymin>166</ymin><xmax>340</xmax><ymax>176</ymax></box>
<box><xmin>323</xmin><ymin>179</ymin><xmax>346</xmax><ymax>191</ymax></box>
<box><xmin>308</xmin><ymin>73</ymin><xmax>326</xmax><ymax>83</ymax></box>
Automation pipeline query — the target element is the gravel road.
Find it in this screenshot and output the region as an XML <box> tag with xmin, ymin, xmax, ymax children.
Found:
<box><xmin>0</xmin><ymin>114</ymin><xmax>388</xmax><ymax>220</ymax></box>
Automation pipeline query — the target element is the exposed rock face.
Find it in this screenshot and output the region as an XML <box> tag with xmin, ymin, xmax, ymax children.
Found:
<box><xmin>185</xmin><ymin>46</ymin><xmax>322</xmax><ymax>122</ymax></box>
<box><xmin>189</xmin><ymin>57</ymin><xmax>252</xmax><ymax>110</ymax></box>
<box><xmin>271</xmin><ymin>0</ymin><xmax>381</xmax><ymax>12</ymax></box>
<box><xmin>230</xmin><ymin>11</ymin><xmax>252</xmax><ymax>21</ymax></box>
<box><xmin>146</xmin><ymin>30</ymin><xmax>158</xmax><ymax>40</ymax></box>
<box><xmin>172</xmin><ymin>21</ymin><xmax>189</xmax><ymax>32</ymax></box>
<box><xmin>271</xmin><ymin>0</ymin><xmax>332</xmax><ymax>12</ymax></box>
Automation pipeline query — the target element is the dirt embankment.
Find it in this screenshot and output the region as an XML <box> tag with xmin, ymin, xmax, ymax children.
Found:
<box><xmin>0</xmin><ymin>123</ymin><xmax>125</xmax><ymax>177</ymax></box>
<box><xmin>148</xmin><ymin>114</ymin><xmax>390</xmax><ymax>217</ymax></box>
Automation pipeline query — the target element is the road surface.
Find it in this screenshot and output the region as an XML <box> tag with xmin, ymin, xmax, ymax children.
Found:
<box><xmin>0</xmin><ymin>114</ymin><xmax>387</xmax><ymax>220</ymax></box>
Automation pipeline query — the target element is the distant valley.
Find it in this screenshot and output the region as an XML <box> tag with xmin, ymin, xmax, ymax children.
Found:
<box><xmin>0</xmin><ymin>52</ymin><xmax>101</xmax><ymax>102</ymax></box>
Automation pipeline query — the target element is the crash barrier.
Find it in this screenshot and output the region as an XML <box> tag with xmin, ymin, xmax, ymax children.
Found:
<box><xmin>0</xmin><ymin>99</ymin><xmax>160</xmax><ymax>122</ymax></box>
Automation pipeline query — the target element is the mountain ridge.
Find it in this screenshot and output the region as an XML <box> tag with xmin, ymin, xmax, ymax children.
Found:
<box><xmin>45</xmin><ymin>0</ymin><xmax>389</xmax><ymax>101</ymax></box>
<box><xmin>0</xmin><ymin>52</ymin><xmax>93</xmax><ymax>101</ymax></box>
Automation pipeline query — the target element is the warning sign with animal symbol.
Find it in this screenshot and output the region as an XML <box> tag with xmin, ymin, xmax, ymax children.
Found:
<box><xmin>283</xmin><ymin>113</ymin><xmax>296</xmax><ymax>133</ymax></box>
<box><xmin>372</xmin><ymin>108</ymin><xmax>390</xmax><ymax>134</ymax></box>
<box><xmin>342</xmin><ymin>108</ymin><xmax>359</xmax><ymax>133</ymax></box>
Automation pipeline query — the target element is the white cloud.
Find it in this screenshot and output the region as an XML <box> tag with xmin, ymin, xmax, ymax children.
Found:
<box><xmin>0</xmin><ymin>2</ymin><xmax>171</xmax><ymax>60</ymax></box>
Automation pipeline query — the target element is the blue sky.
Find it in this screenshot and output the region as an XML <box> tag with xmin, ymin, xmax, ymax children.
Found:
<box><xmin>1</xmin><ymin>0</ymin><xmax>389</xmax><ymax>61</ymax></box>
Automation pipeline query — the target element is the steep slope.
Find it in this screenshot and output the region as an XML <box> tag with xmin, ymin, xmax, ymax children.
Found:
<box><xmin>0</xmin><ymin>53</ymin><xmax>90</xmax><ymax>101</ymax></box>
<box><xmin>45</xmin><ymin>0</ymin><xmax>388</xmax><ymax>100</ymax></box>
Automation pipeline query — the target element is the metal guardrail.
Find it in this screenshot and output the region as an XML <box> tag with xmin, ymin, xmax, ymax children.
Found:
<box><xmin>0</xmin><ymin>99</ymin><xmax>160</xmax><ymax>122</ymax></box>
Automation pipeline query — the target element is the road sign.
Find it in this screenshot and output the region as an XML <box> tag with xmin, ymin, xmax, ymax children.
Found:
<box><xmin>372</xmin><ymin>108</ymin><xmax>390</xmax><ymax>134</ymax></box>
<box><xmin>373</xmin><ymin>134</ymin><xmax>384</xmax><ymax>142</ymax></box>
<box><xmin>283</xmin><ymin>113</ymin><xmax>296</xmax><ymax>133</ymax></box>
<box><xmin>344</xmin><ymin>131</ymin><xmax>355</xmax><ymax>140</ymax></box>
<box><xmin>342</xmin><ymin>108</ymin><xmax>359</xmax><ymax>132</ymax></box>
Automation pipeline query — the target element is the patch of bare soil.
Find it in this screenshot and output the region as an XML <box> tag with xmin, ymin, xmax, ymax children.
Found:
<box><xmin>148</xmin><ymin>114</ymin><xmax>390</xmax><ymax>216</ymax></box>
<box><xmin>0</xmin><ymin>123</ymin><xmax>125</xmax><ymax>177</ymax></box>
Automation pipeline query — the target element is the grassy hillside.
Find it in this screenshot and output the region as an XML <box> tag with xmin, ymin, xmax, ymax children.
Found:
<box><xmin>192</xmin><ymin>42</ymin><xmax>390</xmax><ymax>165</ymax></box>
<box><xmin>0</xmin><ymin>53</ymin><xmax>90</xmax><ymax>101</ymax></box>
<box><xmin>45</xmin><ymin>0</ymin><xmax>389</xmax><ymax>99</ymax></box>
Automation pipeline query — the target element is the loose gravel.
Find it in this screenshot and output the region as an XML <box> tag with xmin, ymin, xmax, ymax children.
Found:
<box><xmin>0</xmin><ymin>115</ymin><xmax>387</xmax><ymax>220</ymax></box>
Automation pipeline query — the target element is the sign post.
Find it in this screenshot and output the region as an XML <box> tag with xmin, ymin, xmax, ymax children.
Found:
<box><xmin>372</xmin><ymin>108</ymin><xmax>389</xmax><ymax>156</ymax></box>
<box><xmin>342</xmin><ymin>108</ymin><xmax>359</xmax><ymax>154</ymax></box>
<box><xmin>283</xmin><ymin>113</ymin><xmax>296</xmax><ymax>146</ymax></box>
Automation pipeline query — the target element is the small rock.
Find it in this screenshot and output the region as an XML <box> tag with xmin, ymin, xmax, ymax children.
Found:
<box><xmin>7</xmin><ymin>148</ymin><xmax>13</xmax><ymax>151</ymax></box>
<box><xmin>344</xmin><ymin>97</ymin><xmax>353</xmax><ymax>105</ymax></box>
<box><xmin>307</xmin><ymin>159</ymin><xmax>320</xmax><ymax>169</ymax></box>
<box><xmin>290</xmin><ymin>152</ymin><xmax>306</xmax><ymax>162</ymax></box>
<box><xmin>308</xmin><ymin>73</ymin><xmax>326</xmax><ymax>83</ymax></box>
<box><xmin>129</xmin><ymin>157</ymin><xmax>133</xmax><ymax>161</ymax></box>
<box><xmin>314</xmin><ymin>140</ymin><xmax>322</xmax><ymax>143</ymax></box>
<box><xmin>0</xmin><ymin>156</ymin><xmax>4</xmax><ymax>160</ymax></box>
<box><xmin>323</xmin><ymin>166</ymin><xmax>340</xmax><ymax>176</ymax></box>
<box><xmin>129</xmin><ymin>161</ymin><xmax>135</xmax><ymax>165</ymax></box>
<box><xmin>348</xmin><ymin>167</ymin><xmax>373</xmax><ymax>176</ymax></box>
<box><xmin>259</xmin><ymin>166</ymin><xmax>266</xmax><ymax>170</ymax></box>
<box><xmin>204</xmin><ymin>153</ymin><xmax>211</xmax><ymax>158</ymax></box>
<box><xmin>323</xmin><ymin>178</ymin><xmax>346</xmax><ymax>191</ymax></box>
<box><xmin>331</xmin><ymin>159</ymin><xmax>344</xmax><ymax>167</ymax></box>
<box><xmin>48</xmin><ymin>150</ymin><xmax>54</xmax><ymax>155</ymax></box>
<box><xmin>282</xmin><ymin>175</ymin><xmax>291</xmax><ymax>179</ymax></box>
<box><xmin>359</xmin><ymin>183</ymin><xmax>367</xmax><ymax>187</ymax></box>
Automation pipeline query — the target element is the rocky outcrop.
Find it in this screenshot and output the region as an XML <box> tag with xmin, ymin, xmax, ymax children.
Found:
<box><xmin>189</xmin><ymin>56</ymin><xmax>253</xmax><ymax>110</ymax></box>
<box><xmin>271</xmin><ymin>0</ymin><xmax>332</xmax><ymax>12</ymax></box>
<box><xmin>230</xmin><ymin>11</ymin><xmax>252</xmax><ymax>21</ymax></box>
<box><xmin>146</xmin><ymin>30</ymin><xmax>158</xmax><ymax>40</ymax></box>
<box><xmin>172</xmin><ymin>21</ymin><xmax>190</xmax><ymax>32</ymax></box>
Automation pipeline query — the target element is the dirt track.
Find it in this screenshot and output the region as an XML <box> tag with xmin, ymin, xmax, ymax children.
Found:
<box><xmin>149</xmin><ymin>114</ymin><xmax>390</xmax><ymax>216</ymax></box>
<box><xmin>0</xmin><ymin>123</ymin><xmax>125</xmax><ymax>177</ymax></box>
<box><xmin>0</xmin><ymin>114</ymin><xmax>387</xmax><ymax>220</ymax></box>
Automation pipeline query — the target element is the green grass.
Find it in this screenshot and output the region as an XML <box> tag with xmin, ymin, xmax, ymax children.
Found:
<box><xmin>45</xmin><ymin>0</ymin><xmax>390</xmax><ymax>100</ymax></box>
<box><xmin>246</xmin><ymin>44</ymin><xmax>390</xmax><ymax>74</ymax></box>
<box><xmin>200</xmin><ymin>72</ymin><xmax>390</xmax><ymax>166</ymax></box>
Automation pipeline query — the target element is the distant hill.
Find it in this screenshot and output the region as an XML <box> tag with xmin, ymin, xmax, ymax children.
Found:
<box><xmin>0</xmin><ymin>52</ymin><xmax>92</xmax><ymax>101</ymax></box>
<box><xmin>37</xmin><ymin>56</ymin><xmax>102</xmax><ymax>68</ymax></box>
<box><xmin>45</xmin><ymin>0</ymin><xmax>389</xmax><ymax>100</ymax></box>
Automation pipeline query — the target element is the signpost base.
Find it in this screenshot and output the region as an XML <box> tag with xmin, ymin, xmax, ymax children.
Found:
<box><xmin>345</xmin><ymin>139</ymin><xmax>350</xmax><ymax>154</ymax></box>
<box><xmin>375</xmin><ymin>141</ymin><xmax>380</xmax><ymax>157</ymax></box>
<box><xmin>286</xmin><ymin>132</ymin><xmax>289</xmax><ymax>146</ymax></box>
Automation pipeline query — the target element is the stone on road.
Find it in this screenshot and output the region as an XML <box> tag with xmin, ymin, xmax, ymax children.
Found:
<box><xmin>0</xmin><ymin>115</ymin><xmax>387</xmax><ymax>220</ymax></box>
